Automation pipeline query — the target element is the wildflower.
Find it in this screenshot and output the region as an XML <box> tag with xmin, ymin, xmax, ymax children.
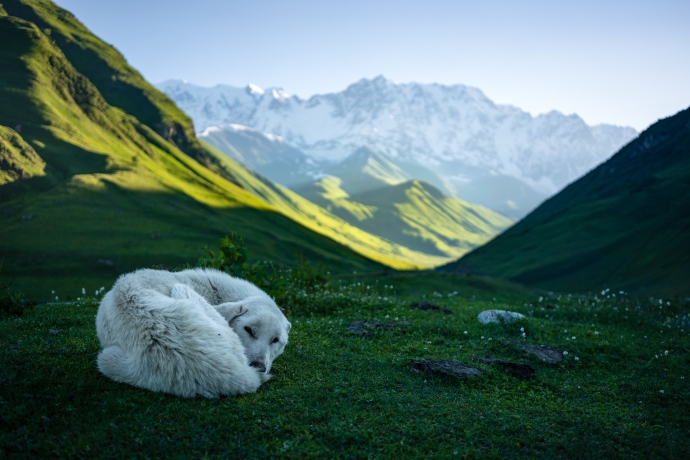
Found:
<box><xmin>660</xmin><ymin>390</ymin><xmax>664</xmax><ymax>394</ymax></box>
<box><xmin>55</xmin><ymin>296</ymin><xmax>58</xmax><ymax>301</ymax></box>
<box><xmin>665</xmin><ymin>350</ymin><xmax>668</xmax><ymax>355</ymax></box>
<box><xmin>52</xmin><ymin>290</ymin><xmax>55</xmax><ymax>294</ymax></box>
<box><xmin>488</xmin><ymin>338</ymin><xmax>492</xmax><ymax>341</ymax></box>
<box><xmin>594</xmin><ymin>331</ymin><xmax>600</xmax><ymax>335</ymax></box>
<box><xmin>385</xmin><ymin>315</ymin><xmax>389</xmax><ymax>318</ymax></box>
<box><xmin>575</xmin><ymin>357</ymin><xmax>579</xmax><ymax>361</ymax></box>
<box><xmin>82</xmin><ymin>288</ymin><xmax>86</xmax><ymax>295</ymax></box>
<box><xmin>522</xmin><ymin>333</ymin><xmax>526</xmax><ymax>338</ymax></box>
<box><xmin>520</xmin><ymin>327</ymin><xmax>524</xmax><ymax>332</ymax></box>
<box><xmin>463</xmin><ymin>331</ymin><xmax>467</xmax><ymax>335</ymax></box>
<box><xmin>563</xmin><ymin>351</ymin><xmax>569</xmax><ymax>355</ymax></box>
<box><xmin>95</xmin><ymin>290</ymin><xmax>98</xmax><ymax>296</ymax></box>
<box><xmin>481</xmin><ymin>336</ymin><xmax>485</xmax><ymax>339</ymax></box>
<box><xmin>572</xmin><ymin>336</ymin><xmax>576</xmax><ymax>340</ymax></box>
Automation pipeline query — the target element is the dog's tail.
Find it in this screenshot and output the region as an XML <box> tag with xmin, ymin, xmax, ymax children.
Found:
<box><xmin>98</xmin><ymin>345</ymin><xmax>138</xmax><ymax>385</ymax></box>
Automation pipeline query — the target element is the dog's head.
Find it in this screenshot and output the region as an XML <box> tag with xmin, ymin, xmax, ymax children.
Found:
<box><xmin>217</xmin><ymin>296</ymin><xmax>291</xmax><ymax>374</ymax></box>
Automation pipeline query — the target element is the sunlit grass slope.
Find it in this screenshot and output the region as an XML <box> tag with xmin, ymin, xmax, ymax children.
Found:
<box><xmin>442</xmin><ymin>107</ymin><xmax>690</xmax><ymax>297</ymax></box>
<box><xmin>295</xmin><ymin>175</ymin><xmax>512</xmax><ymax>259</ymax></box>
<box><xmin>0</xmin><ymin>11</ymin><xmax>387</xmax><ymax>297</ymax></box>
<box><xmin>201</xmin><ymin>141</ymin><xmax>452</xmax><ymax>269</ymax></box>
<box><xmin>1</xmin><ymin>0</ymin><xmax>209</xmax><ymax>163</ymax></box>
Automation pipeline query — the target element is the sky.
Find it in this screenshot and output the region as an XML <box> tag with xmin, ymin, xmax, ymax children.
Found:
<box><xmin>53</xmin><ymin>0</ymin><xmax>690</xmax><ymax>131</ymax></box>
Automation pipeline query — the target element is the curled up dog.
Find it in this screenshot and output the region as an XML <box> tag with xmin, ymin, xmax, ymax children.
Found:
<box><xmin>95</xmin><ymin>268</ymin><xmax>291</xmax><ymax>397</ymax></box>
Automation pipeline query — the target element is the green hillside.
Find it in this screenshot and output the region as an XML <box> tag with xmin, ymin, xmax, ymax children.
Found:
<box><xmin>0</xmin><ymin>0</ymin><xmax>210</xmax><ymax>163</ymax></box>
<box><xmin>0</xmin><ymin>7</ymin><xmax>395</xmax><ymax>297</ymax></box>
<box><xmin>294</xmin><ymin>174</ymin><xmax>512</xmax><ymax>260</ymax></box>
<box><xmin>200</xmin><ymin>141</ymin><xmax>455</xmax><ymax>269</ymax></box>
<box><xmin>441</xmin><ymin>107</ymin><xmax>690</xmax><ymax>296</ymax></box>
<box><xmin>320</xmin><ymin>145</ymin><xmax>452</xmax><ymax>195</ymax></box>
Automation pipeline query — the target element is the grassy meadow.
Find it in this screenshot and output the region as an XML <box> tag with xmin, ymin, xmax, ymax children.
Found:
<box><xmin>1</xmin><ymin>271</ymin><xmax>689</xmax><ymax>458</ymax></box>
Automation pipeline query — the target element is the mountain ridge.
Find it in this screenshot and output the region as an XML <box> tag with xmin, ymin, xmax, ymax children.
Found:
<box><xmin>440</xmin><ymin>106</ymin><xmax>690</xmax><ymax>296</ymax></box>
<box><xmin>157</xmin><ymin>77</ymin><xmax>637</xmax><ymax>202</ymax></box>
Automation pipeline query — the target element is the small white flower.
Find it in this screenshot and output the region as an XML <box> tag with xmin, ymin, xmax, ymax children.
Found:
<box><xmin>95</xmin><ymin>290</ymin><xmax>98</xmax><ymax>296</ymax></box>
<box><xmin>463</xmin><ymin>331</ymin><xmax>468</xmax><ymax>335</ymax></box>
<box><xmin>522</xmin><ymin>333</ymin><xmax>526</xmax><ymax>337</ymax></box>
<box><xmin>660</xmin><ymin>390</ymin><xmax>664</xmax><ymax>394</ymax></box>
<box><xmin>82</xmin><ymin>288</ymin><xmax>86</xmax><ymax>295</ymax></box>
<box><xmin>575</xmin><ymin>357</ymin><xmax>579</xmax><ymax>361</ymax></box>
<box><xmin>55</xmin><ymin>296</ymin><xmax>58</xmax><ymax>301</ymax></box>
<box><xmin>52</xmin><ymin>290</ymin><xmax>55</xmax><ymax>294</ymax></box>
<box><xmin>488</xmin><ymin>338</ymin><xmax>492</xmax><ymax>341</ymax></box>
<box><xmin>385</xmin><ymin>315</ymin><xmax>389</xmax><ymax>318</ymax></box>
<box><xmin>481</xmin><ymin>336</ymin><xmax>485</xmax><ymax>339</ymax></box>
<box><xmin>665</xmin><ymin>350</ymin><xmax>668</xmax><ymax>355</ymax></box>
<box><xmin>572</xmin><ymin>337</ymin><xmax>576</xmax><ymax>340</ymax></box>
<box><xmin>520</xmin><ymin>327</ymin><xmax>524</xmax><ymax>332</ymax></box>
<box><xmin>594</xmin><ymin>331</ymin><xmax>600</xmax><ymax>335</ymax></box>
<box><xmin>563</xmin><ymin>351</ymin><xmax>569</xmax><ymax>355</ymax></box>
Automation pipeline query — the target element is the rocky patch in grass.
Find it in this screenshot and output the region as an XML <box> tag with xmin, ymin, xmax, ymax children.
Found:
<box><xmin>410</xmin><ymin>301</ymin><xmax>452</xmax><ymax>314</ymax></box>
<box><xmin>411</xmin><ymin>358</ymin><xmax>486</xmax><ymax>380</ymax></box>
<box><xmin>503</xmin><ymin>339</ymin><xmax>564</xmax><ymax>363</ymax></box>
<box><xmin>346</xmin><ymin>320</ymin><xmax>407</xmax><ymax>336</ymax></box>
<box><xmin>471</xmin><ymin>356</ymin><xmax>536</xmax><ymax>380</ymax></box>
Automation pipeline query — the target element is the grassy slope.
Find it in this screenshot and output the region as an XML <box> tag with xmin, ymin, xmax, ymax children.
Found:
<box><xmin>0</xmin><ymin>12</ymin><xmax>386</xmax><ymax>297</ymax></box>
<box><xmin>1</xmin><ymin>0</ymin><xmax>208</xmax><ymax>162</ymax></box>
<box><xmin>295</xmin><ymin>175</ymin><xmax>512</xmax><ymax>259</ymax></box>
<box><xmin>1</xmin><ymin>273</ymin><xmax>688</xmax><ymax>457</ymax></box>
<box><xmin>201</xmin><ymin>141</ymin><xmax>451</xmax><ymax>269</ymax></box>
<box><xmin>0</xmin><ymin>125</ymin><xmax>46</xmax><ymax>184</ymax></box>
<box><xmin>442</xmin><ymin>107</ymin><xmax>690</xmax><ymax>297</ymax></box>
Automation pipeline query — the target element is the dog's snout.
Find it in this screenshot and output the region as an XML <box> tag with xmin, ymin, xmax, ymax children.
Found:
<box><xmin>250</xmin><ymin>360</ymin><xmax>266</xmax><ymax>372</ymax></box>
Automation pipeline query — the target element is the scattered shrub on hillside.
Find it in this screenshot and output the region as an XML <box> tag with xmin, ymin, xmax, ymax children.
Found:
<box><xmin>199</xmin><ymin>233</ymin><xmax>331</xmax><ymax>304</ymax></box>
<box><xmin>0</xmin><ymin>263</ymin><xmax>36</xmax><ymax>316</ymax></box>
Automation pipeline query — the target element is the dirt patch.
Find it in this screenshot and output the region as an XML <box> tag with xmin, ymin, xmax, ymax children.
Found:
<box><xmin>411</xmin><ymin>358</ymin><xmax>485</xmax><ymax>380</ymax></box>
<box><xmin>503</xmin><ymin>340</ymin><xmax>564</xmax><ymax>363</ymax></box>
<box><xmin>410</xmin><ymin>301</ymin><xmax>452</xmax><ymax>314</ymax></box>
<box><xmin>471</xmin><ymin>356</ymin><xmax>536</xmax><ymax>379</ymax></box>
<box><xmin>346</xmin><ymin>320</ymin><xmax>407</xmax><ymax>336</ymax></box>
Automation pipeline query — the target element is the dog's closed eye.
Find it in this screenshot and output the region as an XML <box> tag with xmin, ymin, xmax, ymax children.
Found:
<box><xmin>244</xmin><ymin>326</ymin><xmax>255</xmax><ymax>338</ymax></box>
<box><xmin>272</xmin><ymin>337</ymin><xmax>279</xmax><ymax>344</ymax></box>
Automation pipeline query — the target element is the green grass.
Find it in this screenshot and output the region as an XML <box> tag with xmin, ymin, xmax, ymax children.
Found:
<box><xmin>1</xmin><ymin>272</ymin><xmax>689</xmax><ymax>458</ymax></box>
<box><xmin>443</xmin><ymin>107</ymin><xmax>690</xmax><ymax>297</ymax></box>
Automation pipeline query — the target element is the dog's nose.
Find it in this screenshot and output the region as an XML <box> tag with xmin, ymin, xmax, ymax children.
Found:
<box><xmin>250</xmin><ymin>360</ymin><xmax>266</xmax><ymax>372</ymax></box>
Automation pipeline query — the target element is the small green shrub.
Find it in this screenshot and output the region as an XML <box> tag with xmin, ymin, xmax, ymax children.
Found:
<box><xmin>0</xmin><ymin>263</ymin><xmax>36</xmax><ymax>316</ymax></box>
<box><xmin>198</xmin><ymin>233</ymin><xmax>331</xmax><ymax>304</ymax></box>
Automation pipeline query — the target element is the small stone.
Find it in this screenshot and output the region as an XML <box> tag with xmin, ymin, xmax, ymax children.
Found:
<box><xmin>477</xmin><ymin>310</ymin><xmax>525</xmax><ymax>324</ymax></box>
<box><xmin>48</xmin><ymin>329</ymin><xmax>61</xmax><ymax>335</ymax></box>
<box><xmin>411</xmin><ymin>358</ymin><xmax>485</xmax><ymax>380</ymax></box>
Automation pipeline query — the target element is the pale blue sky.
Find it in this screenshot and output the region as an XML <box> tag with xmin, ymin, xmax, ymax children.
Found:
<box><xmin>54</xmin><ymin>0</ymin><xmax>689</xmax><ymax>131</ymax></box>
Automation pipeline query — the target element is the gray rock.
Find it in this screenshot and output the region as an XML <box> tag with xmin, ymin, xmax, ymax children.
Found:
<box><xmin>477</xmin><ymin>309</ymin><xmax>525</xmax><ymax>324</ymax></box>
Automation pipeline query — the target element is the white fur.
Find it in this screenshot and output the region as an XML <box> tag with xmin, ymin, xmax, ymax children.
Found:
<box><xmin>95</xmin><ymin>268</ymin><xmax>291</xmax><ymax>398</ymax></box>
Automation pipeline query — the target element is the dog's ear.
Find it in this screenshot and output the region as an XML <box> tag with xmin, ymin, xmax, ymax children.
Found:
<box><xmin>286</xmin><ymin>322</ymin><xmax>292</xmax><ymax>332</ymax></box>
<box><xmin>214</xmin><ymin>301</ymin><xmax>247</xmax><ymax>324</ymax></box>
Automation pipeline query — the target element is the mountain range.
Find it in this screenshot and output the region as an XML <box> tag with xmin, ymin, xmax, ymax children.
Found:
<box><xmin>158</xmin><ymin>78</ymin><xmax>637</xmax><ymax>218</ymax></box>
<box><xmin>0</xmin><ymin>0</ymin><xmax>512</xmax><ymax>297</ymax></box>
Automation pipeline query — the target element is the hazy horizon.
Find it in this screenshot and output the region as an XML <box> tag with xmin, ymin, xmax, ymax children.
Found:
<box><xmin>54</xmin><ymin>0</ymin><xmax>690</xmax><ymax>131</ymax></box>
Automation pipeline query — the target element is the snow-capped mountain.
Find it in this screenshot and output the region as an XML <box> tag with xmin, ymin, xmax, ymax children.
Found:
<box><xmin>158</xmin><ymin>76</ymin><xmax>636</xmax><ymax>205</ymax></box>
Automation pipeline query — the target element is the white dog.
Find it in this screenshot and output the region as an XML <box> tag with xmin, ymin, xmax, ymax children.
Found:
<box><xmin>95</xmin><ymin>268</ymin><xmax>291</xmax><ymax>398</ymax></box>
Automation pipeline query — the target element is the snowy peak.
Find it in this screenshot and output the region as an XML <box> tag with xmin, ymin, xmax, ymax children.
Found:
<box><xmin>158</xmin><ymin>77</ymin><xmax>637</xmax><ymax>213</ymax></box>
